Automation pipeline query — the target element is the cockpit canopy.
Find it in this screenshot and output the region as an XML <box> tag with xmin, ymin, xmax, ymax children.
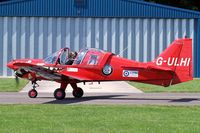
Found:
<box><xmin>44</xmin><ymin>48</ymin><xmax>70</xmax><ymax>65</ymax></box>
<box><xmin>44</xmin><ymin>47</ymin><xmax>105</xmax><ymax>66</ymax></box>
<box><xmin>73</xmin><ymin>48</ymin><xmax>105</xmax><ymax>65</ymax></box>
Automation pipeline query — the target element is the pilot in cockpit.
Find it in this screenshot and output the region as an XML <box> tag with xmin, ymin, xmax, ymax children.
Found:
<box><xmin>65</xmin><ymin>51</ymin><xmax>77</xmax><ymax>65</ymax></box>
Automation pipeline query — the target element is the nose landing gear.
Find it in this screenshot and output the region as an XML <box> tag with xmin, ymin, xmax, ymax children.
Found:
<box><xmin>28</xmin><ymin>81</ymin><xmax>39</xmax><ymax>98</ymax></box>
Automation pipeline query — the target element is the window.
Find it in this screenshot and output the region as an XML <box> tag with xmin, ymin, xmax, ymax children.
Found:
<box><xmin>59</xmin><ymin>50</ymin><xmax>68</xmax><ymax>65</ymax></box>
<box><xmin>44</xmin><ymin>48</ymin><xmax>69</xmax><ymax>65</ymax></box>
<box><xmin>44</xmin><ymin>51</ymin><xmax>60</xmax><ymax>64</ymax></box>
<box><xmin>74</xmin><ymin>49</ymin><xmax>88</xmax><ymax>65</ymax></box>
<box><xmin>88</xmin><ymin>55</ymin><xmax>99</xmax><ymax>65</ymax></box>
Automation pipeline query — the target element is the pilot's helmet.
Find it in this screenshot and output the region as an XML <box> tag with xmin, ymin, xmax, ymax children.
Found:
<box><xmin>74</xmin><ymin>52</ymin><xmax>78</xmax><ymax>57</ymax></box>
<box><xmin>69</xmin><ymin>52</ymin><xmax>77</xmax><ymax>59</ymax></box>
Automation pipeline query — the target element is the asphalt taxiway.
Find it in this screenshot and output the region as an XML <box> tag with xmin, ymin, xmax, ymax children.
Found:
<box><xmin>1</xmin><ymin>92</ymin><xmax>200</xmax><ymax>105</ymax></box>
<box><xmin>1</xmin><ymin>81</ymin><xmax>200</xmax><ymax>105</ymax></box>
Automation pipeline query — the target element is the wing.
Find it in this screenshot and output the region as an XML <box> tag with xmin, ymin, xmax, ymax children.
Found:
<box><xmin>25</xmin><ymin>66</ymin><xmax>62</xmax><ymax>80</ymax></box>
<box><xmin>14</xmin><ymin>62</ymin><xmax>62</xmax><ymax>80</ymax></box>
<box><xmin>14</xmin><ymin>62</ymin><xmax>99</xmax><ymax>81</ymax></box>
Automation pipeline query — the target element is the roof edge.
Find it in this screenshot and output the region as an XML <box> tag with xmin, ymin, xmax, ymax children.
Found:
<box><xmin>0</xmin><ymin>0</ymin><xmax>32</xmax><ymax>6</ymax></box>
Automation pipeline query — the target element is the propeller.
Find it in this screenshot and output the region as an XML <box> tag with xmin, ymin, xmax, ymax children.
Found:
<box><xmin>15</xmin><ymin>74</ymin><xmax>19</xmax><ymax>85</ymax></box>
<box><xmin>13</xmin><ymin>69</ymin><xmax>28</xmax><ymax>86</ymax></box>
<box><xmin>14</xmin><ymin>70</ymin><xmax>19</xmax><ymax>86</ymax></box>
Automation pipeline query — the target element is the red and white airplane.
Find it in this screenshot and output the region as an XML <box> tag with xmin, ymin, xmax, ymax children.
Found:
<box><xmin>7</xmin><ymin>38</ymin><xmax>193</xmax><ymax>100</ymax></box>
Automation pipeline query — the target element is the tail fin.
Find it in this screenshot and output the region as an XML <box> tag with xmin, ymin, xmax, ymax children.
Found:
<box><xmin>153</xmin><ymin>38</ymin><xmax>193</xmax><ymax>85</ymax></box>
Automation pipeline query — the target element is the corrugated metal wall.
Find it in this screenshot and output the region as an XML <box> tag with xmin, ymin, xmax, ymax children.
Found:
<box><xmin>0</xmin><ymin>0</ymin><xmax>199</xmax><ymax>18</ymax></box>
<box><xmin>0</xmin><ymin>17</ymin><xmax>195</xmax><ymax>76</ymax></box>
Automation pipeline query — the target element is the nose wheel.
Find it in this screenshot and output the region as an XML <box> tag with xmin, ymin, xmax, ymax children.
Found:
<box><xmin>28</xmin><ymin>81</ymin><xmax>38</xmax><ymax>98</ymax></box>
<box><xmin>28</xmin><ymin>89</ymin><xmax>38</xmax><ymax>98</ymax></box>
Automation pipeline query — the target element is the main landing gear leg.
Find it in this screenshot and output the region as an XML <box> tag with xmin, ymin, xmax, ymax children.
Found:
<box><xmin>54</xmin><ymin>82</ymin><xmax>68</xmax><ymax>100</ymax></box>
<box><xmin>28</xmin><ymin>81</ymin><xmax>38</xmax><ymax>98</ymax></box>
<box><xmin>71</xmin><ymin>83</ymin><xmax>84</xmax><ymax>98</ymax></box>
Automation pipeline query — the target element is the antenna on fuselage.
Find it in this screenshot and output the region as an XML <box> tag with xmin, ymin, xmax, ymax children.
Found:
<box><xmin>118</xmin><ymin>46</ymin><xmax>129</xmax><ymax>57</ymax></box>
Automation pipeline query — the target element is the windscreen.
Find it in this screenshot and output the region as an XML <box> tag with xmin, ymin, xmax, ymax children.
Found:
<box><xmin>44</xmin><ymin>51</ymin><xmax>60</xmax><ymax>64</ymax></box>
<box><xmin>73</xmin><ymin>49</ymin><xmax>88</xmax><ymax>65</ymax></box>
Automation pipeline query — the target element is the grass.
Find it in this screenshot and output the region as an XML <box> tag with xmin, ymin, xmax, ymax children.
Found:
<box><xmin>0</xmin><ymin>78</ymin><xmax>28</xmax><ymax>92</ymax></box>
<box><xmin>0</xmin><ymin>105</ymin><xmax>200</xmax><ymax>133</ymax></box>
<box><xmin>128</xmin><ymin>79</ymin><xmax>200</xmax><ymax>92</ymax></box>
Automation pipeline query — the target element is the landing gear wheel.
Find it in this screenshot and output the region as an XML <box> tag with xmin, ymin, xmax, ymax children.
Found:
<box><xmin>72</xmin><ymin>87</ymin><xmax>84</xmax><ymax>98</ymax></box>
<box><xmin>28</xmin><ymin>89</ymin><xmax>38</xmax><ymax>98</ymax></box>
<box><xmin>54</xmin><ymin>88</ymin><xmax>66</xmax><ymax>100</ymax></box>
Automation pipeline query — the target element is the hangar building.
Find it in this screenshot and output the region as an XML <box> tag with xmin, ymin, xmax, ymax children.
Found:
<box><xmin>0</xmin><ymin>0</ymin><xmax>200</xmax><ymax>77</ymax></box>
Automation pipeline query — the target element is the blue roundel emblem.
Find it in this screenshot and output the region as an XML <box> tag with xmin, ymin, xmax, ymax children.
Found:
<box><xmin>123</xmin><ymin>71</ymin><xmax>129</xmax><ymax>77</ymax></box>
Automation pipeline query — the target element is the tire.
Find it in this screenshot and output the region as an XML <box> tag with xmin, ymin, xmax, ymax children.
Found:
<box><xmin>72</xmin><ymin>87</ymin><xmax>84</xmax><ymax>98</ymax></box>
<box><xmin>54</xmin><ymin>88</ymin><xmax>66</xmax><ymax>100</ymax></box>
<box><xmin>28</xmin><ymin>89</ymin><xmax>38</xmax><ymax>98</ymax></box>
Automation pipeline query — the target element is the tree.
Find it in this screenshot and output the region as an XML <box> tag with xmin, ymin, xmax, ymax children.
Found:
<box><xmin>144</xmin><ymin>0</ymin><xmax>200</xmax><ymax>11</ymax></box>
